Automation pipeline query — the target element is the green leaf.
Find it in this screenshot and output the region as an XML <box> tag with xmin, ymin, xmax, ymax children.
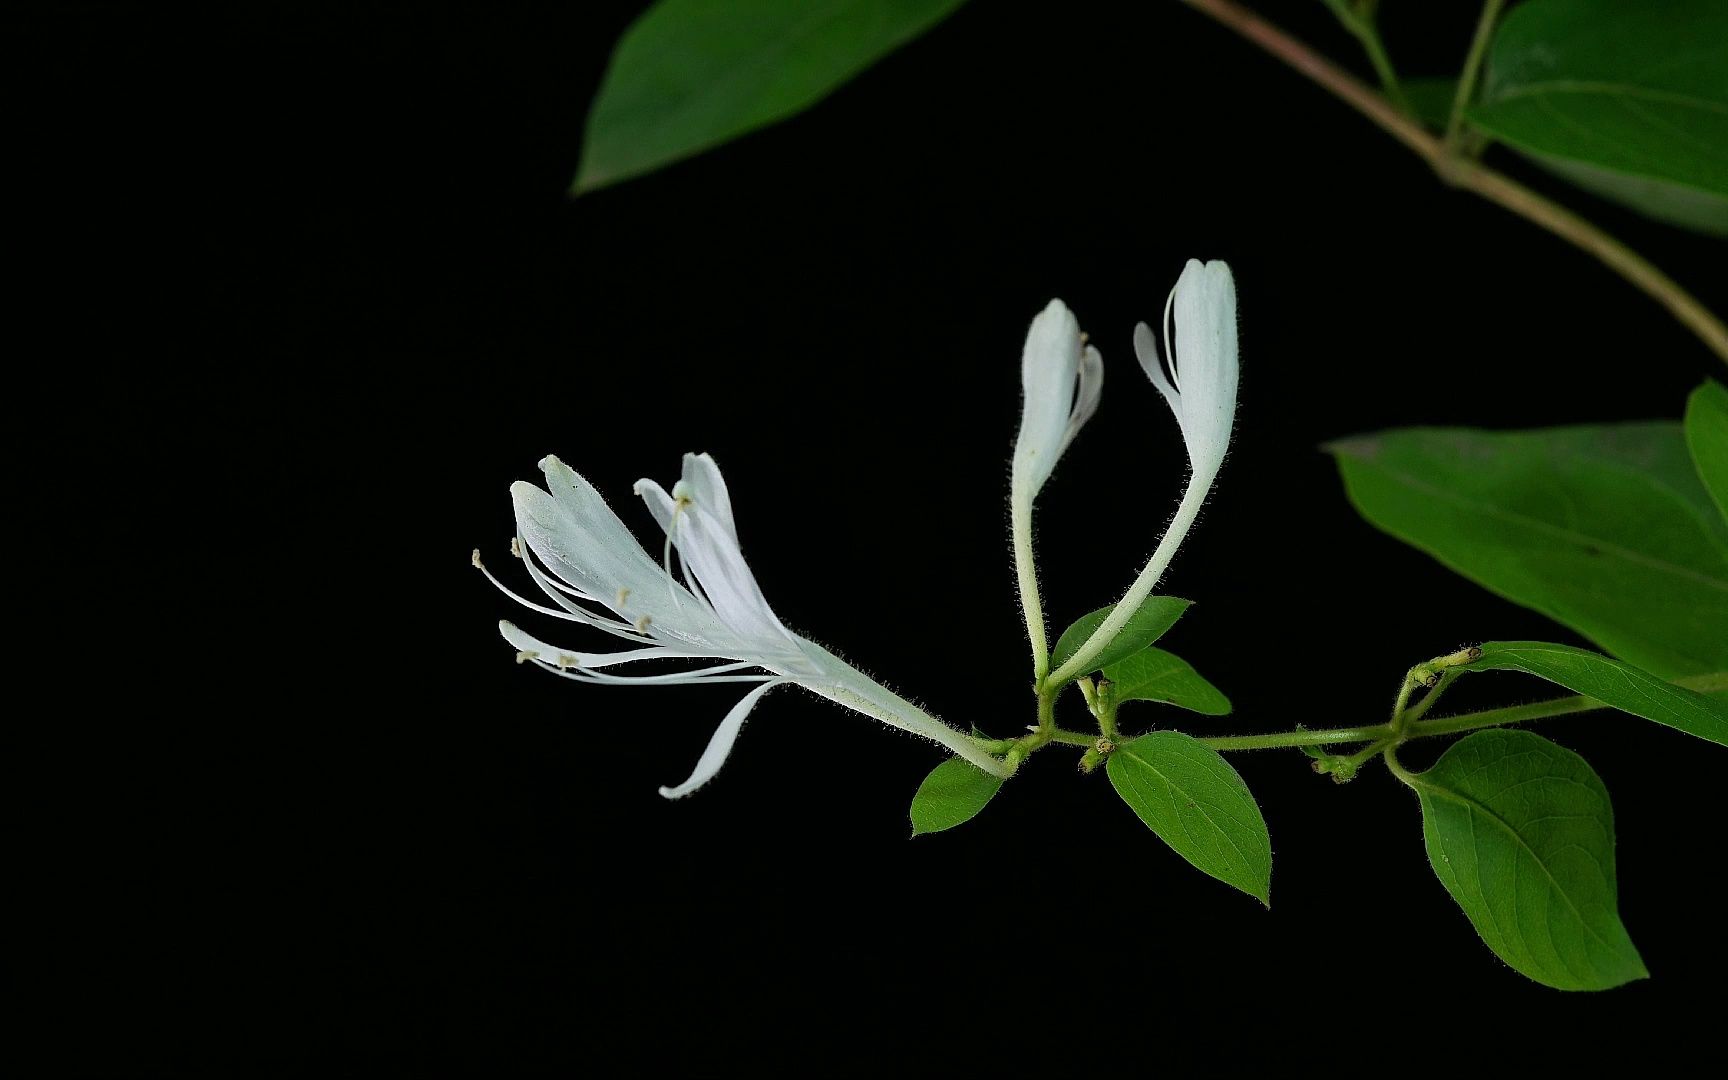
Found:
<box><xmin>1403</xmin><ymin>76</ymin><xmax>1459</xmax><ymax>131</ymax></box>
<box><xmin>1686</xmin><ymin>380</ymin><xmax>1728</xmax><ymax>522</ymax></box>
<box><xmin>1465</xmin><ymin>641</ymin><xmax>1728</xmax><ymax>747</ymax></box>
<box><xmin>909</xmin><ymin>757</ymin><xmax>1003</xmax><ymax>837</ymax></box>
<box><xmin>1329</xmin><ymin>423</ymin><xmax>1728</xmax><ymax>678</ymax></box>
<box><xmin>1466</xmin><ymin>0</ymin><xmax>1728</xmax><ymax>235</ymax></box>
<box><xmin>1102</xmin><ymin>647</ymin><xmax>1232</xmax><ymax>716</ymax></box>
<box><xmin>575</xmin><ymin>0</ymin><xmax>967</xmax><ymax>192</ymax></box>
<box><xmin>1050</xmin><ymin>597</ymin><xmax>1191</xmax><ymax>681</ymax></box>
<box><xmin>1403</xmin><ymin>729</ymin><xmax>1645</xmax><ymax>991</ymax></box>
<box><xmin>1106</xmin><ymin>732</ymin><xmax>1270</xmax><ymax>904</ymax></box>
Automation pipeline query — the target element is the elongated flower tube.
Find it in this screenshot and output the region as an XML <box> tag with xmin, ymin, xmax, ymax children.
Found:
<box><xmin>476</xmin><ymin>452</ymin><xmax>1011</xmax><ymax>797</ymax></box>
<box><xmin>1044</xmin><ymin>260</ymin><xmax>1239</xmax><ymax>688</ymax></box>
<box><xmin>1009</xmin><ymin>299</ymin><xmax>1103</xmax><ymax>679</ymax></box>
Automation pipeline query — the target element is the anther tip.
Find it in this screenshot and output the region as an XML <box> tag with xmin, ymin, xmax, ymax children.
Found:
<box><xmin>470</xmin><ymin>549</ymin><xmax>484</xmax><ymax>568</ymax></box>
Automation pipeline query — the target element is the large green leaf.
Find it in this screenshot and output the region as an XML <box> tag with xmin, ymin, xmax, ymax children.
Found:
<box><xmin>909</xmin><ymin>757</ymin><xmax>1002</xmax><ymax>837</ymax></box>
<box><xmin>1329</xmin><ymin>423</ymin><xmax>1728</xmax><ymax>678</ymax></box>
<box><xmin>1402</xmin><ymin>729</ymin><xmax>1645</xmax><ymax>991</ymax></box>
<box><xmin>1106</xmin><ymin>732</ymin><xmax>1270</xmax><ymax>904</ymax></box>
<box><xmin>1466</xmin><ymin>641</ymin><xmax>1728</xmax><ymax>747</ymax></box>
<box><xmin>1467</xmin><ymin>0</ymin><xmax>1728</xmax><ymax>235</ymax></box>
<box><xmin>1050</xmin><ymin>597</ymin><xmax>1191</xmax><ymax>681</ymax></box>
<box><xmin>1102</xmin><ymin>647</ymin><xmax>1232</xmax><ymax>716</ymax></box>
<box><xmin>575</xmin><ymin>0</ymin><xmax>966</xmax><ymax>192</ymax></box>
<box><xmin>1686</xmin><ymin>380</ymin><xmax>1728</xmax><ymax>522</ymax></box>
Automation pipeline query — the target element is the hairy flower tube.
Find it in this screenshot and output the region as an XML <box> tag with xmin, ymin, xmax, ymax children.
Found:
<box><xmin>1009</xmin><ymin>299</ymin><xmax>1104</xmax><ymax>679</ymax></box>
<box><xmin>1043</xmin><ymin>259</ymin><xmax>1240</xmax><ymax>688</ymax></box>
<box><xmin>476</xmin><ymin>452</ymin><xmax>1011</xmax><ymax>796</ymax></box>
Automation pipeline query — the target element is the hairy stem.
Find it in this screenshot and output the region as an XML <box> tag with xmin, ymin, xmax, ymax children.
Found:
<box><xmin>1179</xmin><ymin>0</ymin><xmax>1728</xmax><ymax>364</ymax></box>
<box><xmin>1197</xmin><ymin>670</ymin><xmax>1726</xmax><ymax>753</ymax></box>
<box><xmin>1200</xmin><ymin>724</ymin><xmax>1394</xmax><ymax>752</ymax></box>
<box><xmin>1045</xmin><ymin>469</ymin><xmax>1212</xmax><ymax>688</ymax></box>
<box><xmin>1011</xmin><ymin>496</ymin><xmax>1051</xmax><ymax>681</ymax></box>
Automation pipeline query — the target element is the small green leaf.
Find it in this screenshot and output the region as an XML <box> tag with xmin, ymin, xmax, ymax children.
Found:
<box><xmin>1465</xmin><ymin>641</ymin><xmax>1728</xmax><ymax>748</ymax></box>
<box><xmin>1466</xmin><ymin>0</ymin><xmax>1728</xmax><ymax>235</ymax></box>
<box><xmin>1050</xmin><ymin>597</ymin><xmax>1191</xmax><ymax>681</ymax></box>
<box><xmin>1686</xmin><ymin>380</ymin><xmax>1728</xmax><ymax>522</ymax></box>
<box><xmin>575</xmin><ymin>0</ymin><xmax>967</xmax><ymax>192</ymax></box>
<box><xmin>1329</xmin><ymin>423</ymin><xmax>1728</xmax><ymax>678</ymax></box>
<box><xmin>1403</xmin><ymin>729</ymin><xmax>1646</xmax><ymax>991</ymax></box>
<box><xmin>1102</xmin><ymin>647</ymin><xmax>1232</xmax><ymax>716</ymax></box>
<box><xmin>909</xmin><ymin>757</ymin><xmax>1003</xmax><ymax>837</ymax></box>
<box><xmin>1106</xmin><ymin>732</ymin><xmax>1270</xmax><ymax>904</ymax></box>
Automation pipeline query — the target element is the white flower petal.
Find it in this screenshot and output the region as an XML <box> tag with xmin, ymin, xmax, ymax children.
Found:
<box><xmin>1058</xmin><ymin>343</ymin><xmax>1104</xmax><ymax>459</ymax></box>
<box><xmin>637</xmin><ymin>459</ymin><xmax>802</xmax><ymax>659</ymax></box>
<box><xmin>658</xmin><ymin>679</ymin><xmax>788</xmax><ymax>799</ymax></box>
<box><xmin>1133</xmin><ymin>321</ymin><xmax>1180</xmax><ymax>418</ymax></box>
<box><xmin>1169</xmin><ymin>259</ymin><xmax>1239</xmax><ymax>480</ymax></box>
<box><xmin>676</xmin><ymin>452</ymin><xmax>737</xmax><ymax>542</ymax></box>
<box><xmin>1012</xmin><ymin>299</ymin><xmax>1086</xmax><ymax>501</ymax></box>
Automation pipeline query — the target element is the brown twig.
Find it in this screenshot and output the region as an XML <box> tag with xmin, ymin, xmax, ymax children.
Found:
<box><xmin>1182</xmin><ymin>0</ymin><xmax>1728</xmax><ymax>364</ymax></box>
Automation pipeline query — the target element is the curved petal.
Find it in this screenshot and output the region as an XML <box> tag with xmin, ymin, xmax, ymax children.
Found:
<box><xmin>676</xmin><ymin>452</ymin><xmax>737</xmax><ymax>542</ymax></box>
<box><xmin>1059</xmin><ymin>343</ymin><xmax>1105</xmax><ymax>459</ymax></box>
<box><xmin>1169</xmin><ymin>259</ymin><xmax>1239</xmax><ymax>480</ymax></box>
<box><xmin>1012</xmin><ymin>299</ymin><xmax>1085</xmax><ymax>501</ymax></box>
<box><xmin>637</xmin><ymin>461</ymin><xmax>801</xmax><ymax>659</ymax></box>
<box><xmin>658</xmin><ymin>679</ymin><xmax>788</xmax><ymax>799</ymax></box>
<box><xmin>1133</xmin><ymin>320</ymin><xmax>1181</xmax><ymax>421</ymax></box>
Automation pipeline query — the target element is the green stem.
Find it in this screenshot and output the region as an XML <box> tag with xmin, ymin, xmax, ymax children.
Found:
<box><xmin>1050</xmin><ymin>728</ymin><xmax>1100</xmax><ymax>747</ymax></box>
<box><xmin>1179</xmin><ymin>0</ymin><xmax>1728</xmax><ymax>364</ymax></box>
<box><xmin>1045</xmin><ymin>469</ymin><xmax>1212</xmax><ymax>688</ymax></box>
<box><xmin>1445</xmin><ymin>0</ymin><xmax>1505</xmax><ymax>154</ymax></box>
<box><xmin>1406</xmin><ymin>694</ymin><xmax>1603</xmax><ymax>739</ymax></box>
<box><xmin>1319</xmin><ymin>0</ymin><xmax>1410</xmax><ymax>114</ymax></box>
<box><xmin>1198</xmin><ymin>670</ymin><xmax>1725</xmax><ymax>754</ymax></box>
<box><xmin>1382</xmin><ymin>745</ymin><xmax>1417</xmax><ymax>786</ymax></box>
<box><xmin>1332</xmin><ymin>736</ymin><xmax>1397</xmax><ymax>775</ymax></box>
<box><xmin>1201</xmin><ymin>724</ymin><xmax>1393</xmax><ymax>752</ymax></box>
<box><xmin>1399</xmin><ymin>668</ymin><xmax>1459</xmax><ymax>726</ymax></box>
<box><xmin>1011</xmin><ymin>497</ymin><xmax>1051</xmax><ymax>682</ymax></box>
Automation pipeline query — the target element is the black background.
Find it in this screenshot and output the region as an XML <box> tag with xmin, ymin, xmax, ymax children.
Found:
<box><xmin>46</xmin><ymin>1</ymin><xmax>1727</xmax><ymax>1073</ymax></box>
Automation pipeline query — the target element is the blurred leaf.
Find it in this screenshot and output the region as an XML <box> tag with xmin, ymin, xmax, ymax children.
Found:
<box><xmin>1686</xmin><ymin>380</ymin><xmax>1728</xmax><ymax>521</ymax></box>
<box><xmin>1103</xmin><ymin>647</ymin><xmax>1232</xmax><ymax>716</ymax></box>
<box><xmin>576</xmin><ymin>0</ymin><xmax>967</xmax><ymax>192</ymax></box>
<box><xmin>1329</xmin><ymin>423</ymin><xmax>1728</xmax><ymax>678</ymax></box>
<box><xmin>1405</xmin><ymin>729</ymin><xmax>1645</xmax><ymax>990</ymax></box>
<box><xmin>1050</xmin><ymin>597</ymin><xmax>1192</xmax><ymax>682</ymax></box>
<box><xmin>1466</xmin><ymin>641</ymin><xmax>1728</xmax><ymax>747</ymax></box>
<box><xmin>1106</xmin><ymin>731</ymin><xmax>1271</xmax><ymax>904</ymax></box>
<box><xmin>1467</xmin><ymin>0</ymin><xmax>1728</xmax><ymax>235</ymax></box>
<box><xmin>909</xmin><ymin>756</ymin><xmax>1002</xmax><ymax>836</ymax></box>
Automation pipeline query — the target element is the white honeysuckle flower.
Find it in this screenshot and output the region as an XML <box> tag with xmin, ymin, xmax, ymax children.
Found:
<box><xmin>476</xmin><ymin>452</ymin><xmax>1010</xmax><ymax>797</ymax></box>
<box><xmin>1133</xmin><ymin>259</ymin><xmax>1239</xmax><ymax>484</ymax></box>
<box><xmin>1043</xmin><ymin>259</ymin><xmax>1241</xmax><ymax>689</ymax></box>
<box><xmin>1011</xmin><ymin>299</ymin><xmax>1103</xmax><ymax>506</ymax></box>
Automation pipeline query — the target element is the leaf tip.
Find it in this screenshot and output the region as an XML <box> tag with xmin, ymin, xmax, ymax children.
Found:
<box><xmin>1321</xmin><ymin>435</ymin><xmax>1380</xmax><ymax>461</ymax></box>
